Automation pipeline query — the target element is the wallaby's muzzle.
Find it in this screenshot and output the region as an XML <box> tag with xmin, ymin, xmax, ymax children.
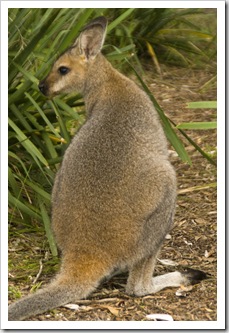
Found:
<box><xmin>38</xmin><ymin>80</ymin><xmax>49</xmax><ymax>96</ymax></box>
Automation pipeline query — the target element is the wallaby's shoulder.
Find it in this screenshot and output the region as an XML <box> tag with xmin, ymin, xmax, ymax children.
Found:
<box><xmin>85</xmin><ymin>53</ymin><xmax>158</xmax><ymax>124</ymax></box>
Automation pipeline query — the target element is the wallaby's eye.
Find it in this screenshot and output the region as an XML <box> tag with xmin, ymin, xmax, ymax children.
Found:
<box><xmin>58</xmin><ymin>66</ymin><xmax>70</xmax><ymax>75</ymax></box>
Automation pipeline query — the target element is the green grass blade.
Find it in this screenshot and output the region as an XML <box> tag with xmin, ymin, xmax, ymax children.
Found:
<box><xmin>25</xmin><ymin>92</ymin><xmax>61</xmax><ymax>138</ymax></box>
<box><xmin>9</xmin><ymin>80</ymin><xmax>36</xmax><ymax>105</ymax></box>
<box><xmin>177</xmin><ymin>122</ymin><xmax>217</xmax><ymax>130</ymax></box>
<box><xmin>39</xmin><ymin>200</ymin><xmax>58</xmax><ymax>257</ymax></box>
<box><xmin>107</xmin><ymin>8</ymin><xmax>136</xmax><ymax>32</ymax></box>
<box><xmin>8</xmin><ymin>167</ymin><xmax>21</xmax><ymax>199</ymax></box>
<box><xmin>54</xmin><ymin>97</ymin><xmax>82</xmax><ymax>120</ymax></box>
<box><xmin>9</xmin><ymin>192</ymin><xmax>42</xmax><ymax>221</ymax></box>
<box><xmin>9</xmin><ymin>9</ymin><xmax>61</xmax><ymax>83</ymax></box>
<box><xmin>41</xmin><ymin>132</ymin><xmax>59</xmax><ymax>161</ymax></box>
<box><xmin>22</xmin><ymin>178</ymin><xmax>51</xmax><ymax>202</ymax></box>
<box><xmin>48</xmin><ymin>100</ymin><xmax>71</xmax><ymax>144</ymax></box>
<box><xmin>157</xmin><ymin>29</ymin><xmax>213</xmax><ymax>41</ymax></box>
<box><xmin>10</xmin><ymin>104</ymin><xmax>33</xmax><ymax>132</ymax></box>
<box><xmin>8</xmin><ymin>151</ymin><xmax>31</xmax><ymax>177</ymax></box>
<box><xmin>187</xmin><ymin>101</ymin><xmax>217</xmax><ymax>108</ymax></box>
<box><xmin>8</xmin><ymin>8</ymin><xmax>32</xmax><ymax>37</ymax></box>
<box><xmin>11</xmin><ymin>62</ymin><xmax>39</xmax><ymax>84</ymax></box>
<box><xmin>8</xmin><ymin>118</ymin><xmax>49</xmax><ymax>167</ymax></box>
<box><xmin>162</xmin><ymin>45</ymin><xmax>190</xmax><ymax>66</ymax></box>
<box><xmin>57</xmin><ymin>8</ymin><xmax>95</xmax><ymax>53</ymax></box>
<box><xmin>169</xmin><ymin>119</ymin><xmax>216</xmax><ymax>166</ymax></box>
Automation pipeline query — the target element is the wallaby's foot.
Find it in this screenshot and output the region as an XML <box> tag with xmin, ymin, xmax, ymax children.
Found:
<box><xmin>126</xmin><ymin>256</ymin><xmax>207</xmax><ymax>296</ymax></box>
<box><xmin>181</xmin><ymin>267</ymin><xmax>208</xmax><ymax>284</ymax></box>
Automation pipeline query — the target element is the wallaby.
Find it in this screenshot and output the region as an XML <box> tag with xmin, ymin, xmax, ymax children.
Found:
<box><xmin>8</xmin><ymin>16</ymin><xmax>206</xmax><ymax>321</ymax></box>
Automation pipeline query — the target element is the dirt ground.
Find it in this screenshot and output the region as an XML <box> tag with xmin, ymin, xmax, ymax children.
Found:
<box><xmin>8</xmin><ymin>64</ymin><xmax>217</xmax><ymax>322</ymax></box>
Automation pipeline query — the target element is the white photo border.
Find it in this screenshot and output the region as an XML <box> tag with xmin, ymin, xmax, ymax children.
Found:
<box><xmin>1</xmin><ymin>1</ymin><xmax>225</xmax><ymax>329</ymax></box>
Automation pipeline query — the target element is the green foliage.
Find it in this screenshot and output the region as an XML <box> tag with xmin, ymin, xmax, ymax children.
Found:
<box><xmin>176</xmin><ymin>101</ymin><xmax>217</xmax><ymax>165</ymax></box>
<box><xmin>177</xmin><ymin>101</ymin><xmax>216</xmax><ymax>135</ymax></box>
<box><xmin>177</xmin><ymin>100</ymin><xmax>217</xmax><ymax>131</ymax></box>
<box><xmin>8</xmin><ymin>286</ymin><xmax>22</xmax><ymax>300</ymax></box>
<box><xmin>186</xmin><ymin>101</ymin><xmax>217</xmax><ymax>109</ymax></box>
<box><xmin>106</xmin><ymin>8</ymin><xmax>216</xmax><ymax>69</ymax></box>
<box><xmin>177</xmin><ymin>122</ymin><xmax>217</xmax><ymax>130</ymax></box>
<box><xmin>8</xmin><ymin>8</ymin><xmax>216</xmax><ymax>253</ymax></box>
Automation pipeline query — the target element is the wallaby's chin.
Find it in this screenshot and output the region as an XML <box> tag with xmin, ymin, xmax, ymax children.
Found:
<box><xmin>45</xmin><ymin>90</ymin><xmax>61</xmax><ymax>98</ymax></box>
<box><xmin>40</xmin><ymin>91</ymin><xmax>58</xmax><ymax>98</ymax></box>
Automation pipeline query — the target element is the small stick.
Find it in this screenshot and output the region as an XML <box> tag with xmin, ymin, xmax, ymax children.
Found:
<box><xmin>33</xmin><ymin>259</ymin><xmax>43</xmax><ymax>284</ymax></box>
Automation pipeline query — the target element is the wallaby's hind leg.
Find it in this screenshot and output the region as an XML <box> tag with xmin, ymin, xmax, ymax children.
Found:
<box><xmin>126</xmin><ymin>255</ymin><xmax>157</xmax><ymax>296</ymax></box>
<box><xmin>125</xmin><ymin>180</ymin><xmax>177</xmax><ymax>296</ymax></box>
<box><xmin>125</xmin><ymin>250</ymin><xmax>182</xmax><ymax>296</ymax></box>
<box><xmin>125</xmin><ymin>193</ymin><xmax>206</xmax><ymax>297</ymax></box>
<box><xmin>126</xmin><ymin>255</ymin><xmax>207</xmax><ymax>297</ymax></box>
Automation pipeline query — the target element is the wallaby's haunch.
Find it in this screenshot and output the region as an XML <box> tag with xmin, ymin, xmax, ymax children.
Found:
<box><xmin>8</xmin><ymin>16</ymin><xmax>206</xmax><ymax>321</ymax></box>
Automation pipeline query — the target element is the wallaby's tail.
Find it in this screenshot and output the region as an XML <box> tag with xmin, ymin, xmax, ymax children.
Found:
<box><xmin>8</xmin><ymin>254</ymin><xmax>111</xmax><ymax>321</ymax></box>
<box><xmin>8</xmin><ymin>282</ymin><xmax>81</xmax><ymax>321</ymax></box>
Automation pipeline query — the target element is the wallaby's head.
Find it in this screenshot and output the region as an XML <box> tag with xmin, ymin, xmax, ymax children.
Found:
<box><xmin>38</xmin><ymin>16</ymin><xmax>108</xmax><ymax>96</ymax></box>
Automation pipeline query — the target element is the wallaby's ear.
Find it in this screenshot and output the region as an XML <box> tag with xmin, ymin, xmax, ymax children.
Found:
<box><xmin>73</xmin><ymin>16</ymin><xmax>108</xmax><ymax>60</ymax></box>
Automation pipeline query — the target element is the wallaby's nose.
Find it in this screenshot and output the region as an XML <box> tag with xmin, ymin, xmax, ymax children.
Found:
<box><xmin>38</xmin><ymin>80</ymin><xmax>48</xmax><ymax>95</ymax></box>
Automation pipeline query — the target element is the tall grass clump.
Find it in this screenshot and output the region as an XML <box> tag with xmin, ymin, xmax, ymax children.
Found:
<box><xmin>106</xmin><ymin>8</ymin><xmax>216</xmax><ymax>70</ymax></box>
<box><xmin>8</xmin><ymin>8</ymin><xmax>216</xmax><ymax>253</ymax></box>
